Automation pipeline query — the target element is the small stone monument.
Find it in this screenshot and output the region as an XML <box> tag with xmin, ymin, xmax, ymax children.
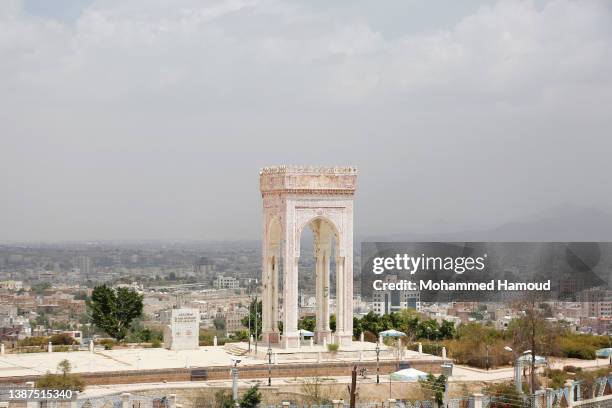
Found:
<box><xmin>163</xmin><ymin>308</ymin><xmax>200</xmax><ymax>350</ymax></box>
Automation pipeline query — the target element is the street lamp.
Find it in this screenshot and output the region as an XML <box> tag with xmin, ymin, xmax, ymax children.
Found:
<box><xmin>267</xmin><ymin>341</ymin><xmax>273</xmax><ymax>387</ymax></box>
<box><xmin>504</xmin><ymin>346</ymin><xmax>534</xmax><ymax>395</ymax></box>
<box><xmin>248</xmin><ymin>289</ymin><xmax>252</xmax><ymax>353</ymax></box>
<box><xmin>254</xmin><ymin>279</ymin><xmax>258</xmax><ymax>354</ymax></box>
<box><xmin>231</xmin><ymin>358</ymin><xmax>241</xmax><ymax>402</ymax></box>
<box><xmin>375</xmin><ymin>342</ymin><xmax>380</xmax><ymax>384</ymax></box>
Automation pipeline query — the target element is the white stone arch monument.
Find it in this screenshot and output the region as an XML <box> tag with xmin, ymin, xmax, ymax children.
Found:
<box><xmin>260</xmin><ymin>166</ymin><xmax>357</xmax><ymax>348</ymax></box>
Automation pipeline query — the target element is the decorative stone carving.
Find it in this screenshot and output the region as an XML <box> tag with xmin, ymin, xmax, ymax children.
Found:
<box><xmin>260</xmin><ymin>166</ymin><xmax>357</xmax><ymax>348</ymax></box>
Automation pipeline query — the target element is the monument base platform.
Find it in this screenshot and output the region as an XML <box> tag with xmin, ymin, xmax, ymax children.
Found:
<box><xmin>225</xmin><ymin>340</ymin><xmax>442</xmax><ymax>364</ymax></box>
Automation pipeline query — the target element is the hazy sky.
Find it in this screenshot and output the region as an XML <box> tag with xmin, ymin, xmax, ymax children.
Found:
<box><xmin>1</xmin><ymin>0</ymin><xmax>612</xmax><ymax>241</ymax></box>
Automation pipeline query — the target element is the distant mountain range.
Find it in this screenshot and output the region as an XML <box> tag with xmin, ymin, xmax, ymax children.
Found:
<box><xmin>359</xmin><ymin>204</ymin><xmax>612</xmax><ymax>242</ymax></box>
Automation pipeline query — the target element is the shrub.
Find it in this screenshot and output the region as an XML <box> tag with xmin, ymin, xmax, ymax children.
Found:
<box><xmin>151</xmin><ymin>339</ymin><xmax>162</xmax><ymax>348</ymax></box>
<box><xmin>441</xmin><ymin>338</ymin><xmax>511</xmax><ymax>369</ymax></box>
<box><xmin>363</xmin><ymin>330</ymin><xmax>377</xmax><ymax>343</ymax></box>
<box><xmin>214</xmin><ymin>389</ymin><xmax>234</xmax><ymax>408</ymax></box>
<box><xmin>544</xmin><ymin>368</ymin><xmax>568</xmax><ymax>389</ymax></box>
<box><xmin>326</xmin><ymin>343</ymin><xmax>339</xmax><ymax>353</ymax></box>
<box><xmin>97</xmin><ymin>339</ymin><xmax>115</xmax><ymax>350</ymax></box>
<box><xmin>485</xmin><ymin>382</ymin><xmax>529</xmax><ymax>408</ymax></box>
<box><xmin>36</xmin><ymin>360</ymin><xmax>85</xmax><ymax>392</ymax></box>
<box><xmin>50</xmin><ymin>333</ymin><xmax>77</xmax><ymax>346</ymax></box>
<box><xmin>239</xmin><ymin>385</ymin><xmax>262</xmax><ymax>408</ymax></box>
<box><xmin>18</xmin><ymin>336</ymin><xmax>48</xmax><ymax>347</ymax></box>
<box><xmin>563</xmin><ymin>365</ymin><xmax>581</xmax><ymax>373</ymax></box>
<box><xmin>557</xmin><ymin>334</ymin><xmax>608</xmax><ymax>360</ymax></box>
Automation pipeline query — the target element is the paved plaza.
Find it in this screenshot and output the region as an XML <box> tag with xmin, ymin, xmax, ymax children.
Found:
<box><xmin>0</xmin><ymin>342</ymin><xmax>428</xmax><ymax>378</ymax></box>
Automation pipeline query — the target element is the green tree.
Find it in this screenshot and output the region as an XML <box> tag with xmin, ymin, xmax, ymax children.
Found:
<box><xmin>299</xmin><ymin>315</ymin><xmax>316</xmax><ymax>332</ymax></box>
<box><xmin>240</xmin><ymin>299</ymin><xmax>262</xmax><ymax>336</ymax></box>
<box><xmin>239</xmin><ymin>385</ymin><xmax>262</xmax><ymax>408</ymax></box>
<box><xmin>419</xmin><ymin>374</ymin><xmax>446</xmax><ymax>405</ymax></box>
<box><xmin>214</xmin><ymin>317</ymin><xmax>226</xmax><ymax>331</ymax></box>
<box><xmin>507</xmin><ymin>295</ymin><xmax>560</xmax><ymax>393</ymax></box>
<box><xmin>439</xmin><ymin>320</ymin><xmax>456</xmax><ymax>340</ymax></box>
<box><xmin>88</xmin><ymin>285</ymin><xmax>143</xmax><ymax>342</ymax></box>
<box><xmin>416</xmin><ymin>319</ymin><xmax>440</xmax><ymax>340</ymax></box>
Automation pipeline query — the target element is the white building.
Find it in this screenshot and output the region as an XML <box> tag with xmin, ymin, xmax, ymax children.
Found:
<box><xmin>372</xmin><ymin>275</ymin><xmax>420</xmax><ymax>315</ymax></box>
<box><xmin>0</xmin><ymin>280</ymin><xmax>24</xmax><ymax>291</ymax></box>
<box><xmin>213</xmin><ymin>275</ymin><xmax>239</xmax><ymax>289</ymax></box>
<box><xmin>578</xmin><ymin>288</ymin><xmax>612</xmax><ymax>318</ymax></box>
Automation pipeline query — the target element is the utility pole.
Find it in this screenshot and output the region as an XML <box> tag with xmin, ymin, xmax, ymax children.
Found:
<box><xmin>349</xmin><ymin>364</ymin><xmax>357</xmax><ymax>408</ymax></box>
<box><xmin>248</xmin><ymin>283</ymin><xmax>252</xmax><ymax>353</ymax></box>
<box><xmin>267</xmin><ymin>341</ymin><xmax>272</xmax><ymax>386</ymax></box>
<box><xmin>375</xmin><ymin>342</ymin><xmax>380</xmax><ymax>384</ymax></box>
<box><xmin>254</xmin><ymin>278</ymin><xmax>258</xmax><ymax>354</ymax></box>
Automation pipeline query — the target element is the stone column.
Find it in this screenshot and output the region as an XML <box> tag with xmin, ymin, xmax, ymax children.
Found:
<box><xmin>566</xmin><ymin>384</ymin><xmax>574</xmax><ymax>408</ymax></box>
<box><xmin>121</xmin><ymin>393</ymin><xmax>131</xmax><ymax>408</ymax></box>
<box><xmin>336</xmin><ymin>256</ymin><xmax>344</xmax><ymax>334</ymax></box>
<box><xmin>472</xmin><ymin>393</ymin><xmax>483</xmax><ymax>408</ymax></box>
<box><xmin>261</xmin><ymin>245</ymin><xmax>273</xmax><ymax>342</ymax></box>
<box><xmin>25</xmin><ymin>382</ymin><xmax>37</xmax><ymax>408</ymax></box>
<box><xmin>315</xmin><ymin>235</ymin><xmax>332</xmax><ymax>345</ymax></box>
<box><xmin>271</xmin><ymin>251</ymin><xmax>280</xmax><ymax>336</ymax></box>
<box><xmin>70</xmin><ymin>392</ymin><xmax>79</xmax><ymax>408</ymax></box>
<box><xmin>315</xmin><ymin>241</ymin><xmax>324</xmax><ymax>337</ymax></box>
<box><xmin>282</xmin><ymin>216</ymin><xmax>299</xmax><ymax>348</ymax></box>
<box><xmin>261</xmin><ymin>246</ymin><xmax>271</xmax><ymax>333</ymax></box>
<box><xmin>262</xmin><ymin>210</ymin><xmax>282</xmax><ymax>345</ymax></box>
<box><xmin>335</xmin><ymin>255</ymin><xmax>353</xmax><ymax>346</ymax></box>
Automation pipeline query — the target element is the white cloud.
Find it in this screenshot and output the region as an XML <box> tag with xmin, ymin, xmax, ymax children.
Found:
<box><xmin>1</xmin><ymin>0</ymin><xmax>611</xmax><ymax>240</ymax></box>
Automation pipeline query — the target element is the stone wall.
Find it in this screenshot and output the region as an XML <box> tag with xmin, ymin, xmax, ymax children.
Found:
<box><xmin>0</xmin><ymin>359</ymin><xmax>448</xmax><ymax>386</ymax></box>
